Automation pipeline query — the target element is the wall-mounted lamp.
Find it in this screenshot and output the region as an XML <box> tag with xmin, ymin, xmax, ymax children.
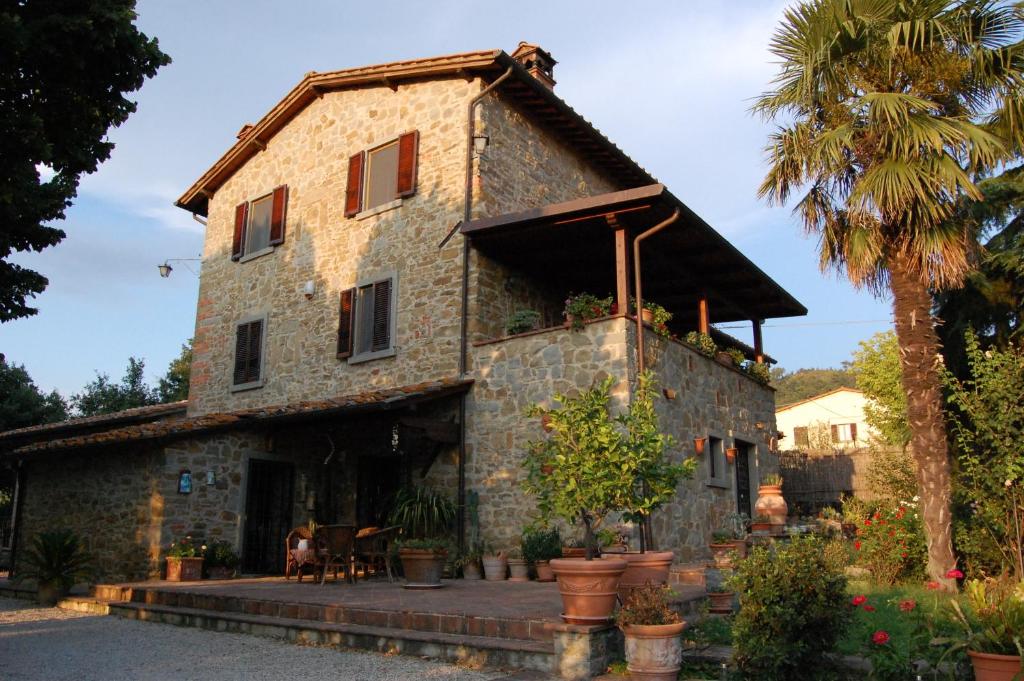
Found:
<box><xmin>303</xmin><ymin>280</ymin><xmax>316</xmax><ymax>300</ymax></box>
<box><xmin>206</xmin><ymin>470</ymin><xmax>216</xmax><ymax>486</ymax></box>
<box><xmin>157</xmin><ymin>257</ymin><xmax>201</xmax><ymax>278</ymax></box>
<box><xmin>472</xmin><ymin>134</ymin><xmax>490</xmax><ymax>157</ymax></box>
<box><xmin>158</xmin><ymin>262</ymin><xmax>173</xmax><ymax>278</ymax></box>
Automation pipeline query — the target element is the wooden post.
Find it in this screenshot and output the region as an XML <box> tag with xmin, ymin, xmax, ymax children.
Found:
<box><xmin>752</xmin><ymin>319</ymin><xmax>764</xmax><ymax>363</ymax></box>
<box><xmin>614</xmin><ymin>228</ymin><xmax>629</xmax><ymax>315</ymax></box>
<box><xmin>698</xmin><ymin>297</ymin><xmax>710</xmax><ymax>335</ymax></box>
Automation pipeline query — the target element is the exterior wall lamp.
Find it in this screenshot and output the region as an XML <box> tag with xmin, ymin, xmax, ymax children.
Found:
<box><xmin>157</xmin><ymin>257</ymin><xmax>201</xmax><ymax>278</ymax></box>
<box><xmin>472</xmin><ymin>134</ymin><xmax>489</xmax><ymax>157</ymax></box>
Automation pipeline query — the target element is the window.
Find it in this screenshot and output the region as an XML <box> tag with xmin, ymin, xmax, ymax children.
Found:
<box><xmin>793</xmin><ymin>426</ymin><xmax>809</xmax><ymax>448</ymax></box>
<box><xmin>232</xmin><ymin>316</ymin><xmax>266</xmax><ymax>390</ymax></box>
<box><xmin>707</xmin><ymin>436</ymin><xmax>727</xmax><ymax>486</ymax></box>
<box><xmin>831</xmin><ymin>423</ymin><xmax>858</xmax><ymax>443</ymax></box>
<box><xmin>232</xmin><ymin>185</ymin><xmax>288</xmax><ymax>261</ymax></box>
<box><xmin>345</xmin><ymin>131</ymin><xmax>419</xmax><ymax>217</ymax></box>
<box><xmin>338</xmin><ymin>275</ymin><xmax>396</xmax><ymax>362</ymax></box>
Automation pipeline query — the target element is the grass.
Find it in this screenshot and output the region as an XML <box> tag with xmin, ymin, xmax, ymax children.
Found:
<box><xmin>838</xmin><ymin>579</ymin><xmax>955</xmax><ymax>656</ymax></box>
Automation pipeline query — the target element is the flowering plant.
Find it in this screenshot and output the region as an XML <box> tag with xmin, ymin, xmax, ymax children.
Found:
<box><xmin>852</xmin><ymin>592</ymin><xmax>950</xmax><ymax>680</ymax></box>
<box><xmin>853</xmin><ymin>502</ymin><xmax>926</xmax><ymax>584</ymax></box>
<box><xmin>563</xmin><ymin>292</ymin><xmax>613</xmax><ymax>331</ymax></box>
<box><xmin>947</xmin><ymin>577</ymin><xmax>1024</xmax><ymax>656</ymax></box>
<box><xmin>167</xmin><ymin>535</ymin><xmax>205</xmax><ymax>559</ymax></box>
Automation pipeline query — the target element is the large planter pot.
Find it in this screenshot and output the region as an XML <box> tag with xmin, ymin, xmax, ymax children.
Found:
<box><xmin>753</xmin><ymin>484</ymin><xmax>788</xmax><ymax>526</ymax></box>
<box><xmin>611</xmin><ymin>551</ymin><xmax>675</xmax><ymax>601</ymax></box>
<box><xmin>399</xmin><ymin>548</ymin><xmax>447</xmax><ymax>589</ymax></box>
<box><xmin>535</xmin><ymin>560</ymin><xmax>555</xmax><ymax>582</ymax></box>
<box><xmin>462</xmin><ymin>561</ymin><xmax>482</xmax><ymax>580</ymax></box>
<box><xmin>482</xmin><ymin>554</ymin><xmax>508</xmax><ymax>581</ymax></box>
<box><xmin>709</xmin><ymin>543</ymin><xmax>735</xmax><ymax>568</ymax></box>
<box><xmin>621</xmin><ymin>621</ymin><xmax>686</xmax><ymax>681</ymax></box>
<box><xmin>206</xmin><ymin>566</ymin><xmax>235</xmax><ymax>580</ymax></box>
<box><xmin>707</xmin><ymin>591</ymin><xmax>734</xmax><ymax>614</ymax></box>
<box><xmin>508</xmin><ymin>558</ymin><xmax>530</xmax><ymax>582</ymax></box>
<box><xmin>37</xmin><ymin>581</ymin><xmax>67</xmax><ymax>607</ymax></box>
<box><xmin>967</xmin><ymin>650</ymin><xmax>1022</xmax><ymax>681</ymax></box>
<box><xmin>750</xmin><ymin>521</ymin><xmax>772</xmax><ymax>534</ymax></box>
<box><xmin>166</xmin><ymin>556</ymin><xmax>203</xmax><ymax>582</ymax></box>
<box><xmin>551</xmin><ymin>557</ymin><xmax>627</xmax><ymax>625</ymax></box>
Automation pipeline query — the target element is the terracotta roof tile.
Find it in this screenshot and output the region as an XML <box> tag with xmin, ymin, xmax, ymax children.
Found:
<box><xmin>0</xmin><ymin>401</ymin><xmax>188</xmax><ymax>443</ymax></box>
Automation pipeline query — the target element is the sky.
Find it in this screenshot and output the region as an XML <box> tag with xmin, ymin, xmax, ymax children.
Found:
<box><xmin>1</xmin><ymin>0</ymin><xmax>893</xmax><ymax>396</ymax></box>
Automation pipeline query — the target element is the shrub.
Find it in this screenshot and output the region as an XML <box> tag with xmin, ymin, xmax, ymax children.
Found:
<box><xmin>506</xmin><ymin>309</ymin><xmax>541</xmax><ymax>336</ymax></box>
<box><xmin>684</xmin><ymin>331</ymin><xmax>717</xmax><ymax>357</ymax></box>
<box><xmin>853</xmin><ymin>503</ymin><xmax>927</xmax><ymax>585</ymax></box>
<box><xmin>19</xmin><ymin>530</ymin><xmax>93</xmax><ymax>591</ymax></box>
<box><xmin>563</xmin><ymin>293</ymin><xmax>613</xmax><ymax>330</ymax></box>
<box><xmin>203</xmin><ymin>540</ymin><xmax>238</xmax><ymax>569</ymax></box>
<box><xmin>167</xmin><ymin>535</ymin><xmax>204</xmax><ymax>558</ymax></box>
<box><xmin>616</xmin><ymin>582</ymin><xmax>681</xmax><ymax>627</ymax></box>
<box><xmin>728</xmin><ymin>536</ymin><xmax>851</xmax><ymax>680</ymax></box>
<box><xmin>521</xmin><ymin>527</ymin><xmax>562</xmax><ymax>563</ymax></box>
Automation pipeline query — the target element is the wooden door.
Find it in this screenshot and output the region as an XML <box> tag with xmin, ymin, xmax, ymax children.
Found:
<box><xmin>735</xmin><ymin>443</ymin><xmax>752</xmax><ymax>518</ymax></box>
<box><xmin>243</xmin><ymin>459</ymin><xmax>294</xmax><ymax>574</ymax></box>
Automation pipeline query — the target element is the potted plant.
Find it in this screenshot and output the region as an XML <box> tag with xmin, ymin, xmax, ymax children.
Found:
<box><xmin>482</xmin><ymin>547</ymin><xmax>508</xmax><ymax>581</ymax></box>
<box><xmin>505</xmin><ymin>309</ymin><xmax>541</xmax><ymax>336</ymax></box>
<box><xmin>597</xmin><ymin>526</ymin><xmax>628</xmax><ymax>554</ymax></box>
<box><xmin>166</xmin><ymin>535</ymin><xmax>205</xmax><ymax>581</ymax></box>
<box><xmin>750</xmin><ymin>514</ymin><xmax>773</xmax><ymax>534</ymax></box>
<box><xmin>684</xmin><ymin>331</ymin><xmax>717</xmax><ymax>358</ymax></box>
<box><xmin>754</xmin><ymin>473</ymin><xmax>787</xmax><ymax>535</ymax></box>
<box><xmin>523</xmin><ymin>377</ymin><xmax>634</xmax><ymax>624</ymax></box>
<box><xmin>709</xmin><ymin>529</ymin><xmax>736</xmax><ymax>568</ymax></box>
<box><xmin>456</xmin><ymin>545</ymin><xmax>483</xmax><ymax>580</ymax></box>
<box><xmin>507</xmin><ymin>547</ymin><xmax>530</xmax><ymax>582</ymax></box>
<box><xmin>561</xmin><ymin>537</ymin><xmax>587</xmax><ymax>559</ymax></box>
<box><xmin>616</xmin><ymin>582</ymin><xmax>686</xmax><ymax>681</ymax></box>
<box><xmin>947</xmin><ymin>577</ymin><xmax>1024</xmax><ymax>680</ymax></box>
<box><xmin>725</xmin><ymin>348</ymin><xmax>746</xmax><ymax>367</ymax></box>
<box><xmin>725</xmin><ymin>446</ymin><xmax>738</xmax><ymax>464</ymax></box>
<box><xmin>397</xmin><ymin>538</ymin><xmax>449</xmax><ymax>589</ymax></box>
<box><xmin>204</xmin><ymin>540</ymin><xmax>238</xmax><ymax>579</ymax></box>
<box><xmin>18</xmin><ymin>529</ymin><xmax>93</xmax><ymax>606</ymax></box>
<box><xmin>522</xmin><ymin>527</ymin><xmax>561</xmax><ymax>582</ymax></box>
<box><xmin>631</xmin><ymin>297</ymin><xmax>672</xmax><ymax>338</ymax></box>
<box><xmin>563</xmin><ymin>292</ymin><xmax>613</xmax><ymax>331</ymax></box>
<box><xmin>707</xmin><ymin>589</ymin><xmax>735</xmax><ymax>614</ymax></box>
<box><xmin>723</xmin><ymin>512</ymin><xmax>749</xmax><ymax>558</ymax></box>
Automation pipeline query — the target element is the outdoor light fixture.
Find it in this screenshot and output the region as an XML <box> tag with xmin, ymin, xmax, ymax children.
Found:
<box><xmin>158</xmin><ymin>262</ymin><xmax>173</xmax><ymax>278</ymax></box>
<box><xmin>472</xmin><ymin>134</ymin><xmax>489</xmax><ymax>156</ymax></box>
<box><xmin>156</xmin><ymin>257</ymin><xmax>201</xmax><ymax>278</ymax></box>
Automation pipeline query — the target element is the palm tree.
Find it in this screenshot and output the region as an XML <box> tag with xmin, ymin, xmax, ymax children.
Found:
<box><xmin>755</xmin><ymin>0</ymin><xmax>1024</xmax><ymax>585</ymax></box>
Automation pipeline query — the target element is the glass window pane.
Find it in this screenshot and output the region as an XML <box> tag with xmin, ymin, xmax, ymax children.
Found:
<box><xmin>246</xmin><ymin>196</ymin><xmax>272</xmax><ymax>254</ymax></box>
<box><xmin>365</xmin><ymin>142</ymin><xmax>399</xmax><ymax>210</ymax></box>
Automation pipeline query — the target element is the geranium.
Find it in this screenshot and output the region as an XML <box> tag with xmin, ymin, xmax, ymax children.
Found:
<box><xmin>854</xmin><ymin>540</ymin><xmax>862</xmax><ymax>551</ymax></box>
<box><xmin>864</xmin><ymin>604</ymin><xmax>876</xmax><ymax>612</ymax></box>
<box><xmin>898</xmin><ymin>599</ymin><xmax>916</xmax><ymax>612</ymax></box>
<box><xmin>926</xmin><ymin>581</ymin><xmax>942</xmax><ymax>590</ymax></box>
<box><xmin>872</xmin><ymin>630</ymin><xmax>890</xmax><ymax>645</ymax></box>
<box><xmin>945</xmin><ymin>568</ymin><xmax>964</xmax><ymax>580</ymax></box>
<box><xmin>852</xmin><ymin>595</ymin><xmax>867</xmax><ymax>606</ymax></box>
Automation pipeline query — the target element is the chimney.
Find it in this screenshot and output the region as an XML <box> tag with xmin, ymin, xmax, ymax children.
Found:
<box><xmin>511</xmin><ymin>42</ymin><xmax>556</xmax><ymax>89</ymax></box>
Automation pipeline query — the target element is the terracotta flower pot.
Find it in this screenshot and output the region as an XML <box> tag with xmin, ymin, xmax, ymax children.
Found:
<box><xmin>621</xmin><ymin>621</ymin><xmax>686</xmax><ymax>681</ymax></box>
<box><xmin>750</xmin><ymin>521</ymin><xmax>772</xmax><ymax>534</ymax></box>
<box><xmin>551</xmin><ymin>557</ymin><xmax>627</xmax><ymax>624</ymax></box>
<box><xmin>967</xmin><ymin>650</ymin><xmax>1022</xmax><ymax>681</ymax></box>
<box><xmin>535</xmin><ymin>560</ymin><xmax>555</xmax><ymax>582</ymax></box>
<box><xmin>508</xmin><ymin>558</ymin><xmax>530</xmax><ymax>582</ymax></box>
<box><xmin>753</xmin><ymin>484</ymin><xmax>788</xmax><ymax>526</ymax></box>
<box><xmin>399</xmin><ymin>548</ymin><xmax>447</xmax><ymax>588</ymax></box>
<box><xmin>166</xmin><ymin>556</ymin><xmax>203</xmax><ymax>582</ymax></box>
<box><xmin>482</xmin><ymin>554</ymin><xmax>508</xmax><ymax>581</ymax></box>
<box><xmin>725</xmin><ymin>447</ymin><xmax>738</xmax><ymax>464</ymax></box>
<box><xmin>709</xmin><ymin>543</ymin><xmax>735</xmax><ymax>568</ymax></box>
<box><xmin>462</xmin><ymin>561</ymin><xmax>482</xmax><ymax>580</ymax></box>
<box><xmin>641</xmin><ymin>308</ymin><xmax>655</xmax><ymax>324</ymax></box>
<box><xmin>610</xmin><ymin>551</ymin><xmax>675</xmax><ymax>601</ymax></box>
<box><xmin>707</xmin><ymin>591</ymin><xmax>734</xmax><ymax>614</ymax></box>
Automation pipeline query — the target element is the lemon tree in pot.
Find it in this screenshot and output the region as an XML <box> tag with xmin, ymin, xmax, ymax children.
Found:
<box><xmin>19</xmin><ymin>529</ymin><xmax>93</xmax><ymax>606</ymax></box>
<box><xmin>616</xmin><ymin>582</ymin><xmax>686</xmax><ymax>681</ymax></box>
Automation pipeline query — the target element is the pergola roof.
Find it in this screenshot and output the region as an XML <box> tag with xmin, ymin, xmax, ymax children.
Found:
<box><xmin>461</xmin><ymin>184</ymin><xmax>806</xmax><ymax>324</ymax></box>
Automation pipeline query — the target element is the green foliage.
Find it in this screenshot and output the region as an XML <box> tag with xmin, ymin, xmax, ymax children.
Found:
<box><xmin>633</xmin><ymin>297</ymin><xmax>672</xmax><ymax>337</ymax></box>
<box><xmin>616</xmin><ymin>583</ymin><xmax>681</xmax><ymax>627</ymax></box>
<box><xmin>725</xmin><ymin>348</ymin><xmax>746</xmax><ymax>367</ymax></box>
<box><xmin>387</xmin><ymin>487</ymin><xmax>456</xmax><ymax>540</ymax></box>
<box><xmin>19</xmin><ymin>530</ymin><xmax>93</xmax><ymax>590</ymax></box>
<box><xmin>396</xmin><ymin>537</ymin><xmax>449</xmax><ymax>553</ymax></box>
<box><xmin>563</xmin><ymin>292</ymin><xmax>613</xmax><ymax>330</ymax></box>
<box><xmin>852</xmin><ymin>332</ymin><xmax>910</xmax><ymax>448</ymax></box>
<box><xmin>0</xmin><ymin>358</ymin><xmax>67</xmax><ymax>430</ymax></box>
<box><xmin>505</xmin><ymin>310</ymin><xmax>541</xmax><ymax>336</ymax></box>
<box><xmin>166</xmin><ymin>535</ymin><xmax>204</xmax><ymax>558</ymax></box>
<box><xmin>728</xmin><ymin>536</ymin><xmax>852</xmax><ymax>680</ymax></box>
<box><xmin>521</xmin><ymin>527</ymin><xmax>561</xmax><ymax>563</ymax></box>
<box><xmin>71</xmin><ymin>357</ymin><xmax>158</xmax><ymax>417</ymax></box>
<box><xmin>853</xmin><ymin>504</ymin><xmax>927</xmax><ymax>585</ymax></box>
<box><xmin>203</xmin><ymin>540</ymin><xmax>238</xmax><ymax>569</ymax></box>
<box><xmin>773</xmin><ymin>368</ymin><xmax>856</xmax><ymax>407</ymax></box>
<box><xmin>948</xmin><ymin>578</ymin><xmax>1024</xmax><ymax>657</ymax></box>
<box><xmin>944</xmin><ymin>330</ymin><xmax>1024</xmax><ymax>579</ymax></box>
<box><xmin>0</xmin><ymin>0</ymin><xmax>170</xmax><ymax>321</ymax></box>
<box><xmin>761</xmin><ymin>473</ymin><xmax>782</xmax><ymax>487</ymax></box>
<box><xmin>864</xmin><ymin>446</ymin><xmax>917</xmax><ymax>507</ymax></box>
<box><xmin>684</xmin><ymin>331</ymin><xmax>717</xmax><ymax>357</ymax></box>
<box><xmin>157</xmin><ymin>339</ymin><xmax>192</xmax><ymax>403</ymax></box>
<box><xmin>745</xmin><ymin>361</ymin><xmax>771</xmax><ymax>384</ymax></box>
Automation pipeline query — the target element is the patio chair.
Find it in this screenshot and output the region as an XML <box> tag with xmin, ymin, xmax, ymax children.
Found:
<box><xmin>354</xmin><ymin>525</ymin><xmax>401</xmax><ymax>582</ymax></box>
<box><xmin>284</xmin><ymin>526</ymin><xmax>323</xmax><ymax>583</ymax></box>
<box><xmin>316</xmin><ymin>524</ymin><xmax>356</xmax><ymax>585</ymax></box>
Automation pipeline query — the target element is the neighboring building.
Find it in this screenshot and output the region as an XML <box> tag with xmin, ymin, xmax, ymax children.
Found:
<box><xmin>0</xmin><ymin>43</ymin><xmax>805</xmax><ymax>580</ymax></box>
<box><xmin>775</xmin><ymin>387</ymin><xmax>874</xmax><ymax>453</ymax></box>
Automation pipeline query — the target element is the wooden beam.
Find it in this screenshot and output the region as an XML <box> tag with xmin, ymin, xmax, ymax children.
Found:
<box><xmin>698</xmin><ymin>297</ymin><xmax>710</xmax><ymax>335</ymax></box>
<box><xmin>752</xmin><ymin>319</ymin><xmax>764</xmax><ymax>363</ymax></box>
<box><xmin>615</xmin><ymin>228</ymin><xmax>629</xmax><ymax>315</ymax></box>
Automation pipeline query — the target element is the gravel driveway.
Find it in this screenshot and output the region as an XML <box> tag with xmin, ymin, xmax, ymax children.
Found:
<box><xmin>0</xmin><ymin>598</ymin><xmax>540</xmax><ymax>681</ymax></box>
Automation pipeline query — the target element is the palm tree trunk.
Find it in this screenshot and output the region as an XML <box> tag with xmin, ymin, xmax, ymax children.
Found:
<box><xmin>888</xmin><ymin>252</ymin><xmax>957</xmax><ymax>587</ymax></box>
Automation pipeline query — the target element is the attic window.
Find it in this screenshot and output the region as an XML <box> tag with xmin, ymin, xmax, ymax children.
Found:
<box><xmin>345</xmin><ymin>131</ymin><xmax>419</xmax><ymax>217</ymax></box>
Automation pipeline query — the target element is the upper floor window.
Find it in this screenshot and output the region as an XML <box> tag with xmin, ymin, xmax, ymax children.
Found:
<box><xmin>337</xmin><ymin>274</ymin><xmax>397</xmax><ymax>363</ymax></box>
<box><xmin>232</xmin><ymin>314</ymin><xmax>267</xmax><ymax>390</ymax></box>
<box><xmin>232</xmin><ymin>185</ymin><xmax>288</xmax><ymax>261</ymax></box>
<box><xmin>831</xmin><ymin>423</ymin><xmax>858</xmax><ymax>443</ymax></box>
<box><xmin>345</xmin><ymin>131</ymin><xmax>419</xmax><ymax>217</ymax></box>
<box><xmin>793</xmin><ymin>426</ymin><xmax>809</xmax><ymax>448</ymax></box>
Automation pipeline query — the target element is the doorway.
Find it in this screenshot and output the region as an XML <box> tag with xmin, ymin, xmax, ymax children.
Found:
<box><xmin>243</xmin><ymin>459</ymin><xmax>294</xmax><ymax>574</ymax></box>
<box><xmin>734</xmin><ymin>441</ymin><xmax>753</xmax><ymax>518</ymax></box>
<box><xmin>356</xmin><ymin>455</ymin><xmax>403</xmax><ymax>529</ymax></box>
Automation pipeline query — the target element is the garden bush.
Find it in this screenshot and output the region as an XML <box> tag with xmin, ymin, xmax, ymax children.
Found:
<box><xmin>853</xmin><ymin>503</ymin><xmax>927</xmax><ymax>585</ymax></box>
<box><xmin>728</xmin><ymin>536</ymin><xmax>851</xmax><ymax>680</ymax></box>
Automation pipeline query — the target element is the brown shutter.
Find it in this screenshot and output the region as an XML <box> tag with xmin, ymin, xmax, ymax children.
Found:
<box><xmin>850</xmin><ymin>423</ymin><xmax>858</xmax><ymax>442</ymax></box>
<box><xmin>396</xmin><ymin>130</ymin><xmax>419</xmax><ymax>198</ymax></box>
<box><xmin>830</xmin><ymin>424</ymin><xmax>839</xmax><ymax>443</ymax></box>
<box><xmin>233</xmin><ymin>323</ymin><xmax>249</xmax><ymax>384</ymax></box>
<box><xmin>269</xmin><ymin>185</ymin><xmax>288</xmax><ymax>245</ymax></box>
<box><xmin>370</xmin><ymin>279</ymin><xmax>392</xmax><ymax>352</ymax></box>
<box><xmin>232</xmin><ymin>202</ymin><xmax>248</xmax><ymax>261</ymax></box>
<box><xmin>233</xmin><ymin>320</ymin><xmax>263</xmax><ymax>385</ymax></box>
<box><xmin>246</xmin><ymin>319</ymin><xmax>263</xmax><ymax>383</ymax></box>
<box><xmin>337</xmin><ymin>288</ymin><xmax>355</xmax><ymax>359</ymax></box>
<box><xmin>344</xmin><ymin>151</ymin><xmax>365</xmax><ymax>217</ymax></box>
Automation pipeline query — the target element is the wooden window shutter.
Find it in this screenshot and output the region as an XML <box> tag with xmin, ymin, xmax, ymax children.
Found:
<box><xmin>269</xmin><ymin>185</ymin><xmax>288</xmax><ymax>245</ymax></box>
<box><xmin>233</xmin><ymin>320</ymin><xmax>263</xmax><ymax>385</ymax></box>
<box><xmin>850</xmin><ymin>423</ymin><xmax>858</xmax><ymax>442</ymax></box>
<box><xmin>396</xmin><ymin>130</ymin><xmax>419</xmax><ymax>198</ymax></box>
<box><xmin>337</xmin><ymin>288</ymin><xmax>355</xmax><ymax>359</ymax></box>
<box><xmin>830</xmin><ymin>424</ymin><xmax>839</xmax><ymax>443</ymax></box>
<box><xmin>370</xmin><ymin>279</ymin><xmax>392</xmax><ymax>352</ymax></box>
<box><xmin>344</xmin><ymin>151</ymin><xmax>365</xmax><ymax>217</ymax></box>
<box><xmin>232</xmin><ymin>202</ymin><xmax>249</xmax><ymax>261</ymax></box>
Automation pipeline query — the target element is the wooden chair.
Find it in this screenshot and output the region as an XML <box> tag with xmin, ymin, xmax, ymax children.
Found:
<box><xmin>284</xmin><ymin>526</ymin><xmax>322</xmax><ymax>582</ymax></box>
<box><xmin>316</xmin><ymin>524</ymin><xmax>356</xmax><ymax>585</ymax></box>
<box><xmin>354</xmin><ymin>525</ymin><xmax>401</xmax><ymax>582</ymax></box>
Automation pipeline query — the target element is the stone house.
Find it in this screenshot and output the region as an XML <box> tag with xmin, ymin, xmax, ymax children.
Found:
<box><xmin>0</xmin><ymin>43</ymin><xmax>805</xmax><ymax>580</ymax></box>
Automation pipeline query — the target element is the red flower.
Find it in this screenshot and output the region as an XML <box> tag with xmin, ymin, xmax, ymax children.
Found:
<box><xmin>864</xmin><ymin>519</ymin><xmax>872</xmax><ymax>526</ymax></box>
<box><xmin>851</xmin><ymin>595</ymin><xmax>867</xmax><ymax>607</ymax></box>
<box><xmin>873</xmin><ymin>513</ymin><xmax>881</xmax><ymax>520</ymax></box>
<box><xmin>926</xmin><ymin>581</ymin><xmax>941</xmax><ymax>591</ymax></box>
<box><xmin>899</xmin><ymin>599</ymin><xmax>917</xmax><ymax>612</ymax></box>
<box><xmin>872</xmin><ymin>630</ymin><xmax>890</xmax><ymax>645</ymax></box>
<box><xmin>854</xmin><ymin>540</ymin><xmax>862</xmax><ymax>551</ymax></box>
<box><xmin>864</xmin><ymin>605</ymin><xmax>876</xmax><ymax>612</ymax></box>
<box><xmin>901</xmin><ymin>552</ymin><xmax>908</xmax><ymax>558</ymax></box>
<box><xmin>946</xmin><ymin>569</ymin><xmax>964</xmax><ymax>580</ymax></box>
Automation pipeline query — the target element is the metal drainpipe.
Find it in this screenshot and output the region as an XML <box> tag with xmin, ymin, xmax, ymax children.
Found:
<box><xmin>631</xmin><ymin>208</ymin><xmax>681</xmax><ymax>552</ymax></box>
<box><xmin>456</xmin><ymin>66</ymin><xmax>514</xmax><ymax>554</ymax></box>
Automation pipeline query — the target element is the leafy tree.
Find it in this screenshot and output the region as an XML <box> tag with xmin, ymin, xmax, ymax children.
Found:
<box><xmin>755</xmin><ymin>0</ymin><xmax>1024</xmax><ymax>585</ymax></box>
<box><xmin>157</xmin><ymin>340</ymin><xmax>192</xmax><ymax>403</ymax></box>
<box><xmin>773</xmin><ymin>367</ymin><xmax>856</xmax><ymax>407</ymax></box>
<box><xmin>851</xmin><ymin>331</ymin><xmax>910</xmax><ymax>448</ymax></box>
<box><xmin>0</xmin><ymin>358</ymin><xmax>67</xmax><ymax>431</ymax></box>
<box><xmin>71</xmin><ymin>357</ymin><xmax>157</xmax><ymax>417</ymax></box>
<box><xmin>0</xmin><ymin>1</ymin><xmax>170</xmax><ymax>321</ymax></box>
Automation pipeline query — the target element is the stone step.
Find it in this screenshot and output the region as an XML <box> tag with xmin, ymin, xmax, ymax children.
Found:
<box><xmin>669</xmin><ymin>564</ymin><xmax>706</xmax><ymax>587</ymax></box>
<box><xmin>108</xmin><ymin>600</ymin><xmax>555</xmax><ymax>674</ymax></box>
<box><xmin>58</xmin><ymin>596</ymin><xmax>111</xmax><ymax>615</ymax></box>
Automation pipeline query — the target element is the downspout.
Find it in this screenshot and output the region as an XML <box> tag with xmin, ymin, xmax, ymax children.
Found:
<box><xmin>456</xmin><ymin>66</ymin><xmax>514</xmax><ymax>553</ymax></box>
<box><xmin>7</xmin><ymin>461</ymin><xmax>24</xmax><ymax>579</ymax></box>
<box><xmin>631</xmin><ymin>208</ymin><xmax>680</xmax><ymax>552</ymax></box>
